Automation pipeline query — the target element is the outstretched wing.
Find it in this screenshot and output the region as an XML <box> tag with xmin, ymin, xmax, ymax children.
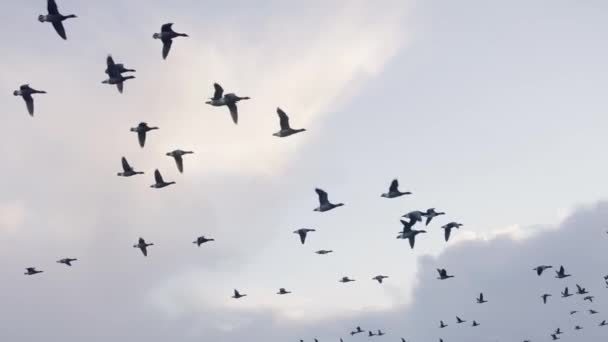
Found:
<box><xmin>116</xmin><ymin>81</ymin><xmax>124</xmax><ymax>94</ymax></box>
<box><xmin>47</xmin><ymin>0</ymin><xmax>59</xmax><ymax>14</ymax></box>
<box><xmin>161</xmin><ymin>38</ymin><xmax>173</xmax><ymax>60</ymax></box>
<box><xmin>121</xmin><ymin>157</ymin><xmax>132</xmax><ymax>172</ymax></box>
<box><xmin>154</xmin><ymin>169</ymin><xmax>163</xmax><ymax>184</ymax></box>
<box><xmin>315</xmin><ymin>188</ymin><xmax>329</xmax><ymax>205</ymax></box>
<box><xmin>389</xmin><ymin>179</ymin><xmax>399</xmax><ymax>192</ymax></box>
<box><xmin>408</xmin><ymin>236</ymin><xmax>416</xmax><ymax>249</ymax></box>
<box><xmin>174</xmin><ymin>155</ymin><xmax>184</xmax><ymax>173</ymax></box>
<box><xmin>138</xmin><ymin>131</ymin><xmax>146</xmax><ymax>147</ymax></box>
<box><xmin>444</xmin><ymin>228</ymin><xmax>451</xmax><ymax>242</ymax></box>
<box><xmin>52</xmin><ymin>21</ymin><xmax>67</xmax><ymax>40</ymax></box>
<box><xmin>22</xmin><ymin>94</ymin><xmax>34</xmax><ymax>116</ymax></box>
<box><xmin>161</xmin><ymin>23</ymin><xmax>174</xmax><ymax>33</ymax></box>
<box><xmin>298</xmin><ymin>230</ymin><xmax>306</xmax><ymax>244</ymax></box>
<box><xmin>227</xmin><ymin>102</ymin><xmax>238</xmax><ymax>124</ymax></box>
<box><xmin>213</xmin><ymin>83</ymin><xmax>224</xmax><ymax>100</ymax></box>
<box><xmin>277</xmin><ymin>107</ymin><xmax>290</xmax><ymax>130</ymax></box>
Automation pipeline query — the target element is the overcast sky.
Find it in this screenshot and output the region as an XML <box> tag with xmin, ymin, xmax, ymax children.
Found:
<box><xmin>1</xmin><ymin>0</ymin><xmax>608</xmax><ymax>341</ymax></box>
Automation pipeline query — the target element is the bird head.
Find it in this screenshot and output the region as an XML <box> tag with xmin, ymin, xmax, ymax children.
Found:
<box><xmin>152</xmin><ymin>33</ymin><xmax>161</xmax><ymax>39</ymax></box>
<box><xmin>38</xmin><ymin>15</ymin><xmax>45</xmax><ymax>22</ymax></box>
<box><xmin>12</xmin><ymin>90</ymin><xmax>19</xmax><ymax>96</ymax></box>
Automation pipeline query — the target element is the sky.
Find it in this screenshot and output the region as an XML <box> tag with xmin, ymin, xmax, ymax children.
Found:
<box><xmin>1</xmin><ymin>0</ymin><xmax>608</xmax><ymax>341</ymax></box>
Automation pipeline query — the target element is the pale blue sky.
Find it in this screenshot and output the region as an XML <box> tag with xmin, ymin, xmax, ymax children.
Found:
<box><xmin>1</xmin><ymin>1</ymin><xmax>607</xmax><ymax>341</ymax></box>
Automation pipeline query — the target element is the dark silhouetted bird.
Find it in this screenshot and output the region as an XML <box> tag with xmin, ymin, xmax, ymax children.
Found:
<box><xmin>38</xmin><ymin>0</ymin><xmax>77</xmax><ymax>40</ymax></box>
<box><xmin>13</xmin><ymin>84</ymin><xmax>46</xmax><ymax>116</ymax></box>
<box><xmin>153</xmin><ymin>23</ymin><xmax>189</xmax><ymax>59</ymax></box>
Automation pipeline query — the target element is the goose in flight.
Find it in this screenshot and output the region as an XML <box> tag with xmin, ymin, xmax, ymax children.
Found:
<box><xmin>589</xmin><ymin>309</ymin><xmax>599</xmax><ymax>314</ymax></box>
<box><xmin>472</xmin><ymin>321</ymin><xmax>480</xmax><ymax>327</ymax></box>
<box><xmin>456</xmin><ymin>316</ymin><xmax>466</xmax><ymax>324</ymax></box>
<box><xmin>441</xmin><ymin>222</ymin><xmax>463</xmax><ymax>242</ymax></box>
<box><xmin>476</xmin><ymin>292</ymin><xmax>487</xmax><ymax>304</ymax></box>
<box><xmin>551</xmin><ymin>334</ymin><xmax>559</xmax><ymax>340</ymax></box>
<box><xmin>402</xmin><ymin>210</ymin><xmax>425</xmax><ymax>224</ymax></box>
<box><xmin>24</xmin><ymin>267</ymin><xmax>43</xmax><ymax>275</ymax></box>
<box><xmin>38</xmin><ymin>0</ymin><xmax>76</xmax><ymax>40</ymax></box>
<box><xmin>541</xmin><ymin>293</ymin><xmax>552</xmax><ymax>304</ymax></box>
<box><xmin>133</xmin><ymin>237</ymin><xmax>154</xmax><ymax>257</ymax></box>
<box><xmin>576</xmin><ymin>284</ymin><xmax>588</xmax><ymax>295</ymax></box>
<box><xmin>277</xmin><ymin>288</ymin><xmax>291</xmax><ymax>295</ymax></box>
<box><xmin>103</xmin><ymin>55</ymin><xmax>135</xmax><ymax>94</ymax></box>
<box><xmin>422</xmin><ymin>208</ymin><xmax>445</xmax><ymax>225</ymax></box>
<box><xmin>314</xmin><ymin>188</ymin><xmax>344</xmax><ymax>212</ymax></box>
<box><xmin>554</xmin><ymin>328</ymin><xmax>563</xmax><ymax>335</ymax></box>
<box><xmin>153</xmin><ymin>23</ymin><xmax>189</xmax><ymax>60</ymax></box>
<box><xmin>533</xmin><ymin>265</ymin><xmax>552</xmax><ymax>276</ymax></box>
<box><xmin>350</xmin><ymin>326</ymin><xmax>364</xmax><ymax>335</ymax></box>
<box><xmin>315</xmin><ymin>250</ymin><xmax>333</xmax><ymax>255</ymax></box>
<box><xmin>555</xmin><ymin>265</ymin><xmax>571</xmax><ymax>279</ymax></box>
<box><xmin>372</xmin><ymin>275</ymin><xmax>389</xmax><ymax>284</ymax></box>
<box><xmin>130</xmin><ymin>122</ymin><xmax>158</xmax><ymax>148</ymax></box>
<box><xmin>574</xmin><ymin>325</ymin><xmax>583</xmax><ymax>330</ymax></box>
<box><xmin>13</xmin><ymin>84</ymin><xmax>46</xmax><ymax>116</ymax></box>
<box><xmin>437</xmin><ymin>268</ymin><xmax>454</xmax><ymax>280</ymax></box>
<box><xmin>439</xmin><ymin>320</ymin><xmax>448</xmax><ymax>328</ymax></box>
<box><xmin>599</xmin><ymin>320</ymin><xmax>607</xmax><ymax>327</ymax></box>
<box><xmin>368</xmin><ymin>331</ymin><xmax>376</xmax><ymax>337</ymax></box>
<box><xmin>273</xmin><ymin>108</ymin><xmax>306</xmax><ymax>137</ymax></box>
<box><xmin>117</xmin><ymin>157</ymin><xmax>144</xmax><ymax>177</ymax></box>
<box><xmin>166</xmin><ymin>150</ymin><xmax>194</xmax><ymax>173</ymax></box>
<box><xmin>192</xmin><ymin>236</ymin><xmax>214</xmax><ymax>247</ymax></box>
<box><xmin>569</xmin><ymin>310</ymin><xmax>578</xmax><ymax>315</ymax></box>
<box><xmin>397</xmin><ymin>220</ymin><xmax>427</xmax><ymax>249</ymax></box>
<box><xmin>150</xmin><ymin>169</ymin><xmax>175</xmax><ymax>189</ymax></box>
<box><xmin>339</xmin><ymin>276</ymin><xmax>355</xmax><ymax>283</ymax></box>
<box><xmin>381</xmin><ymin>179</ymin><xmax>411</xmax><ymax>198</ymax></box>
<box><xmin>205</xmin><ymin>83</ymin><xmax>250</xmax><ymax>124</ymax></box>
<box><xmin>561</xmin><ymin>287</ymin><xmax>573</xmax><ymax>298</ymax></box>
<box><xmin>56</xmin><ymin>258</ymin><xmax>77</xmax><ymax>266</ymax></box>
<box><xmin>293</xmin><ymin>228</ymin><xmax>316</xmax><ymax>245</ymax></box>
<box><xmin>584</xmin><ymin>296</ymin><xmax>594</xmax><ymax>302</ymax></box>
<box><xmin>376</xmin><ymin>330</ymin><xmax>385</xmax><ymax>336</ymax></box>
<box><xmin>232</xmin><ymin>289</ymin><xmax>246</xmax><ymax>299</ymax></box>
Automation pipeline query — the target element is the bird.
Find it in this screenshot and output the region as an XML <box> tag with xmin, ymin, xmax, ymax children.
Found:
<box><xmin>402</xmin><ymin>210</ymin><xmax>425</xmax><ymax>224</ymax></box>
<box><xmin>153</xmin><ymin>23</ymin><xmax>188</xmax><ymax>60</ymax></box>
<box><xmin>533</xmin><ymin>265</ymin><xmax>553</xmax><ymax>276</ymax></box>
<box><xmin>456</xmin><ymin>316</ymin><xmax>466</xmax><ymax>324</ymax></box>
<box><xmin>313</xmin><ymin>188</ymin><xmax>344</xmax><ymax>212</ymax></box>
<box><xmin>339</xmin><ymin>276</ymin><xmax>355</xmax><ymax>283</ymax></box>
<box><xmin>589</xmin><ymin>309</ymin><xmax>599</xmax><ymax>314</ymax></box>
<box><xmin>205</xmin><ymin>83</ymin><xmax>250</xmax><ymax>124</ymax></box>
<box><xmin>166</xmin><ymin>150</ymin><xmax>194</xmax><ymax>173</ymax></box>
<box><xmin>554</xmin><ymin>328</ymin><xmax>563</xmax><ymax>335</ymax></box>
<box><xmin>476</xmin><ymin>292</ymin><xmax>488</xmax><ymax>304</ymax></box>
<box><xmin>130</xmin><ymin>122</ymin><xmax>158</xmax><ymax>148</ymax></box>
<box><xmin>422</xmin><ymin>208</ymin><xmax>445</xmax><ymax>225</ymax></box>
<box><xmin>368</xmin><ymin>331</ymin><xmax>376</xmax><ymax>337</ymax></box>
<box><xmin>381</xmin><ymin>179</ymin><xmax>411</xmax><ymax>199</ymax></box>
<box><xmin>550</xmin><ymin>334</ymin><xmax>559</xmax><ymax>340</ymax></box>
<box><xmin>439</xmin><ymin>320</ymin><xmax>448</xmax><ymax>328</ymax></box>
<box><xmin>541</xmin><ymin>293</ymin><xmax>552</xmax><ymax>304</ymax></box>
<box><xmin>584</xmin><ymin>295</ymin><xmax>594</xmax><ymax>302</ymax></box>
<box><xmin>273</xmin><ymin>108</ymin><xmax>306</xmax><ymax>137</ymax></box>
<box><xmin>277</xmin><ymin>288</ymin><xmax>291</xmax><ymax>295</ymax></box>
<box><xmin>472</xmin><ymin>321</ymin><xmax>480</xmax><ymax>327</ymax></box>
<box><xmin>561</xmin><ymin>287</ymin><xmax>573</xmax><ymax>298</ymax></box>
<box><xmin>599</xmin><ymin>320</ymin><xmax>607</xmax><ymax>327</ymax></box>
<box><xmin>38</xmin><ymin>0</ymin><xmax>76</xmax><ymax>40</ymax></box>
<box><xmin>293</xmin><ymin>228</ymin><xmax>316</xmax><ymax>245</ymax></box>
<box><xmin>56</xmin><ymin>258</ymin><xmax>77</xmax><ymax>266</ymax></box>
<box><xmin>150</xmin><ymin>169</ymin><xmax>175</xmax><ymax>189</ymax></box>
<box><xmin>232</xmin><ymin>289</ymin><xmax>246</xmax><ymax>299</ymax></box>
<box><xmin>555</xmin><ymin>265</ymin><xmax>571</xmax><ymax>279</ymax></box>
<box><xmin>192</xmin><ymin>236</ymin><xmax>214</xmax><ymax>247</ymax></box>
<box><xmin>117</xmin><ymin>157</ymin><xmax>144</xmax><ymax>177</ymax></box>
<box><xmin>574</xmin><ymin>325</ymin><xmax>583</xmax><ymax>330</ymax></box>
<box><xmin>397</xmin><ymin>220</ymin><xmax>427</xmax><ymax>249</ymax></box>
<box><xmin>133</xmin><ymin>237</ymin><xmax>153</xmax><ymax>257</ymax></box>
<box><xmin>569</xmin><ymin>310</ymin><xmax>578</xmax><ymax>315</ymax></box>
<box><xmin>437</xmin><ymin>268</ymin><xmax>454</xmax><ymax>280</ymax></box>
<box><xmin>315</xmin><ymin>250</ymin><xmax>333</xmax><ymax>255</ymax></box>
<box><xmin>24</xmin><ymin>267</ymin><xmax>43</xmax><ymax>275</ymax></box>
<box><xmin>102</xmin><ymin>55</ymin><xmax>136</xmax><ymax>94</ymax></box>
<box><xmin>372</xmin><ymin>275</ymin><xmax>389</xmax><ymax>284</ymax></box>
<box><xmin>105</xmin><ymin>55</ymin><xmax>135</xmax><ymax>75</ymax></box>
<box><xmin>351</xmin><ymin>326</ymin><xmax>364</xmax><ymax>335</ymax></box>
<box><xmin>441</xmin><ymin>222</ymin><xmax>463</xmax><ymax>242</ymax></box>
<box><xmin>13</xmin><ymin>84</ymin><xmax>46</xmax><ymax>116</ymax></box>
<box><xmin>575</xmin><ymin>284</ymin><xmax>588</xmax><ymax>295</ymax></box>
<box><xmin>376</xmin><ymin>330</ymin><xmax>385</xmax><ymax>336</ymax></box>
<box><xmin>400</xmin><ymin>338</ymin><xmax>406</xmax><ymax>342</ymax></box>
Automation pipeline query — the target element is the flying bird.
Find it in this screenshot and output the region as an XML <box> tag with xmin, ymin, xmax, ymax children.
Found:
<box><xmin>541</xmin><ymin>293</ymin><xmax>552</xmax><ymax>304</ymax></box>
<box><xmin>130</xmin><ymin>122</ymin><xmax>158</xmax><ymax>148</ymax></box>
<box><xmin>372</xmin><ymin>275</ymin><xmax>389</xmax><ymax>284</ymax></box>
<box><xmin>13</xmin><ymin>84</ymin><xmax>46</xmax><ymax>116</ymax></box>
<box><xmin>350</xmin><ymin>326</ymin><xmax>364</xmax><ymax>335</ymax></box>
<box><xmin>381</xmin><ymin>179</ymin><xmax>411</xmax><ymax>198</ymax></box>
<box><xmin>439</xmin><ymin>320</ymin><xmax>448</xmax><ymax>328</ymax></box>
<box><xmin>599</xmin><ymin>320</ymin><xmax>607</xmax><ymax>327</ymax></box>
<box><xmin>402</xmin><ymin>210</ymin><xmax>425</xmax><ymax>224</ymax></box>
<box><xmin>117</xmin><ymin>157</ymin><xmax>144</xmax><ymax>177</ymax></box>
<box><xmin>368</xmin><ymin>331</ymin><xmax>376</xmax><ymax>337</ymax></box>
<box><xmin>437</xmin><ymin>268</ymin><xmax>454</xmax><ymax>280</ymax></box>
<box><xmin>533</xmin><ymin>265</ymin><xmax>553</xmax><ymax>276</ymax></box>
<box><xmin>133</xmin><ymin>237</ymin><xmax>154</xmax><ymax>257</ymax></box>
<box><xmin>232</xmin><ymin>289</ymin><xmax>247</xmax><ymax>299</ymax></box>
<box><xmin>476</xmin><ymin>292</ymin><xmax>487</xmax><ymax>304</ymax></box>
<box><xmin>56</xmin><ymin>258</ymin><xmax>77</xmax><ymax>266</ymax></box>
<box><xmin>166</xmin><ymin>150</ymin><xmax>194</xmax><ymax>173</ymax></box>
<box><xmin>150</xmin><ymin>169</ymin><xmax>175</xmax><ymax>189</ymax></box>
<box><xmin>456</xmin><ymin>316</ymin><xmax>466</xmax><ymax>324</ymax></box>
<box><xmin>24</xmin><ymin>267</ymin><xmax>43</xmax><ymax>275</ymax></box>
<box><xmin>555</xmin><ymin>265</ymin><xmax>571</xmax><ymax>279</ymax></box>
<box><xmin>339</xmin><ymin>276</ymin><xmax>355</xmax><ymax>283</ymax></box>
<box><xmin>472</xmin><ymin>321</ymin><xmax>480</xmax><ymax>327</ymax></box>
<box><xmin>551</xmin><ymin>334</ymin><xmax>559</xmax><ymax>340</ymax></box>
<box><xmin>422</xmin><ymin>208</ymin><xmax>445</xmax><ymax>225</ymax></box>
<box><xmin>192</xmin><ymin>236</ymin><xmax>214</xmax><ymax>247</ymax></box>
<box><xmin>313</xmin><ymin>188</ymin><xmax>344</xmax><ymax>212</ymax></box>
<box><xmin>205</xmin><ymin>83</ymin><xmax>250</xmax><ymax>124</ymax></box>
<box><xmin>273</xmin><ymin>108</ymin><xmax>306</xmax><ymax>137</ymax></box>
<box><xmin>397</xmin><ymin>220</ymin><xmax>427</xmax><ymax>249</ymax></box>
<box><xmin>576</xmin><ymin>284</ymin><xmax>588</xmax><ymax>295</ymax></box>
<box><xmin>441</xmin><ymin>222</ymin><xmax>463</xmax><ymax>242</ymax></box>
<box><xmin>376</xmin><ymin>330</ymin><xmax>385</xmax><ymax>336</ymax></box>
<box><xmin>293</xmin><ymin>228</ymin><xmax>316</xmax><ymax>245</ymax></box>
<box><xmin>569</xmin><ymin>310</ymin><xmax>578</xmax><ymax>315</ymax></box>
<box><xmin>561</xmin><ymin>287</ymin><xmax>573</xmax><ymax>298</ymax></box>
<box><xmin>38</xmin><ymin>0</ymin><xmax>77</xmax><ymax>40</ymax></box>
<box><xmin>315</xmin><ymin>250</ymin><xmax>333</xmax><ymax>255</ymax></box>
<box><xmin>277</xmin><ymin>288</ymin><xmax>291</xmax><ymax>295</ymax></box>
<box><xmin>153</xmin><ymin>23</ymin><xmax>189</xmax><ymax>59</ymax></box>
<box><xmin>102</xmin><ymin>55</ymin><xmax>135</xmax><ymax>94</ymax></box>
<box><xmin>574</xmin><ymin>325</ymin><xmax>583</xmax><ymax>330</ymax></box>
<box><xmin>589</xmin><ymin>309</ymin><xmax>599</xmax><ymax>314</ymax></box>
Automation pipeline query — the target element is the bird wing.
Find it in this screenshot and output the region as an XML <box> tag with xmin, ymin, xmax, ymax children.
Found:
<box><xmin>161</xmin><ymin>23</ymin><xmax>174</xmax><ymax>33</ymax></box>
<box><xmin>174</xmin><ymin>155</ymin><xmax>184</xmax><ymax>173</ymax></box>
<box><xmin>408</xmin><ymin>235</ymin><xmax>416</xmax><ymax>249</ymax></box>
<box><xmin>47</xmin><ymin>0</ymin><xmax>59</xmax><ymax>14</ymax></box>
<box><xmin>52</xmin><ymin>21</ymin><xmax>67</xmax><ymax>40</ymax></box>
<box><xmin>22</xmin><ymin>94</ymin><xmax>34</xmax><ymax>116</ymax></box>
<box><xmin>298</xmin><ymin>230</ymin><xmax>306</xmax><ymax>244</ymax></box>
<box><xmin>444</xmin><ymin>228</ymin><xmax>451</xmax><ymax>242</ymax></box>
<box><xmin>425</xmin><ymin>216</ymin><xmax>433</xmax><ymax>226</ymax></box>
<box><xmin>227</xmin><ymin>102</ymin><xmax>238</xmax><ymax>124</ymax></box>
<box><xmin>138</xmin><ymin>131</ymin><xmax>146</xmax><ymax>147</ymax></box>
<box><xmin>161</xmin><ymin>38</ymin><xmax>173</xmax><ymax>60</ymax></box>
<box><xmin>536</xmin><ymin>267</ymin><xmax>542</xmax><ymax>276</ymax></box>
<box><xmin>277</xmin><ymin>107</ymin><xmax>290</xmax><ymax>130</ymax></box>
<box><xmin>154</xmin><ymin>169</ymin><xmax>163</xmax><ymax>183</ymax></box>
<box><xmin>26</xmin><ymin>267</ymin><xmax>35</xmax><ymax>272</ymax></box>
<box><xmin>116</xmin><ymin>81</ymin><xmax>124</xmax><ymax>94</ymax></box>
<box><xmin>315</xmin><ymin>188</ymin><xmax>329</xmax><ymax>205</ymax></box>
<box><xmin>106</xmin><ymin>55</ymin><xmax>118</xmax><ymax>76</ymax></box>
<box><xmin>213</xmin><ymin>83</ymin><xmax>224</xmax><ymax>100</ymax></box>
<box><xmin>141</xmin><ymin>245</ymin><xmax>148</xmax><ymax>256</ymax></box>
<box><xmin>389</xmin><ymin>179</ymin><xmax>399</xmax><ymax>192</ymax></box>
<box><xmin>559</xmin><ymin>266</ymin><xmax>565</xmax><ymax>274</ymax></box>
<box><xmin>121</xmin><ymin>157</ymin><xmax>132</xmax><ymax>172</ymax></box>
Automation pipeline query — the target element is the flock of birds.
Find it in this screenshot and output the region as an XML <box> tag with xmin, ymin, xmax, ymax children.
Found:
<box><xmin>11</xmin><ymin>1</ymin><xmax>608</xmax><ymax>341</ymax></box>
